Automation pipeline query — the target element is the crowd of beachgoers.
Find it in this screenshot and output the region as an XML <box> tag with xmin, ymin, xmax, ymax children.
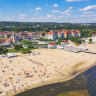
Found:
<box><xmin>0</xmin><ymin>51</ymin><xmax>65</xmax><ymax>96</ymax></box>
<box><xmin>0</xmin><ymin>43</ymin><xmax>96</xmax><ymax>96</ymax></box>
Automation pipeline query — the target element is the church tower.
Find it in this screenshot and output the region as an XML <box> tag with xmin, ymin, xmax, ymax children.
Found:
<box><xmin>12</xmin><ymin>31</ymin><xmax>16</xmax><ymax>43</ymax></box>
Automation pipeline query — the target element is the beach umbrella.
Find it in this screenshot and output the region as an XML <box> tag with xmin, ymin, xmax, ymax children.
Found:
<box><xmin>4</xmin><ymin>91</ymin><xmax>8</xmax><ymax>94</ymax></box>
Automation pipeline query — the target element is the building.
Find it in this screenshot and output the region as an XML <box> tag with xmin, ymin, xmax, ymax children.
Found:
<box><xmin>64</xmin><ymin>30</ymin><xmax>81</xmax><ymax>38</ymax></box>
<box><xmin>45</xmin><ymin>31</ymin><xmax>58</xmax><ymax>40</ymax></box>
<box><xmin>11</xmin><ymin>32</ymin><xmax>16</xmax><ymax>43</ymax></box>
<box><xmin>92</xmin><ymin>34</ymin><xmax>96</xmax><ymax>38</ymax></box>
<box><xmin>57</xmin><ymin>31</ymin><xmax>64</xmax><ymax>38</ymax></box>
<box><xmin>61</xmin><ymin>41</ymin><xmax>69</xmax><ymax>45</ymax></box>
<box><xmin>48</xmin><ymin>43</ymin><xmax>57</xmax><ymax>49</ymax></box>
<box><xmin>45</xmin><ymin>30</ymin><xmax>81</xmax><ymax>40</ymax></box>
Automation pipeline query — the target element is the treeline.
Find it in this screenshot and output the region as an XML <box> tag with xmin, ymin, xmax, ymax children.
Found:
<box><xmin>0</xmin><ymin>22</ymin><xmax>96</xmax><ymax>32</ymax></box>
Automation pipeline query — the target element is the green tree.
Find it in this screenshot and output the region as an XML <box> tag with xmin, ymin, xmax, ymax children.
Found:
<box><xmin>89</xmin><ymin>38</ymin><xmax>92</xmax><ymax>43</ymax></box>
<box><xmin>2</xmin><ymin>48</ymin><xmax>8</xmax><ymax>54</ymax></box>
<box><xmin>0</xmin><ymin>47</ymin><xmax>8</xmax><ymax>54</ymax></box>
<box><xmin>14</xmin><ymin>45</ymin><xmax>23</xmax><ymax>50</ymax></box>
<box><xmin>21</xmin><ymin>48</ymin><xmax>31</xmax><ymax>54</ymax></box>
<box><xmin>41</xmin><ymin>33</ymin><xmax>45</xmax><ymax>36</ymax></box>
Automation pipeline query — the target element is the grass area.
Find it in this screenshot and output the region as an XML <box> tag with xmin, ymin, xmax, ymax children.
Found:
<box><xmin>33</xmin><ymin>44</ymin><xmax>48</xmax><ymax>46</ymax></box>
<box><xmin>8</xmin><ymin>48</ymin><xmax>36</xmax><ymax>53</ymax></box>
<box><xmin>8</xmin><ymin>49</ymin><xmax>20</xmax><ymax>53</ymax></box>
<box><xmin>38</xmin><ymin>38</ymin><xmax>54</xmax><ymax>41</ymax></box>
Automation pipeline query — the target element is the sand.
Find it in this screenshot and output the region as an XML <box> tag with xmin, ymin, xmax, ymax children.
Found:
<box><xmin>0</xmin><ymin>43</ymin><xmax>96</xmax><ymax>96</ymax></box>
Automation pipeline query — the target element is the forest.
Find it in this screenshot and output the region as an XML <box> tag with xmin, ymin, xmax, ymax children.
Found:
<box><xmin>0</xmin><ymin>22</ymin><xmax>96</xmax><ymax>37</ymax></box>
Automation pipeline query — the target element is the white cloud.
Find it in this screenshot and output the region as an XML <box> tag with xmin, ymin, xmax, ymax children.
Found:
<box><xmin>47</xmin><ymin>15</ymin><xmax>53</xmax><ymax>18</ymax></box>
<box><xmin>59</xmin><ymin>6</ymin><xmax>73</xmax><ymax>15</ymax></box>
<box><xmin>79</xmin><ymin>5</ymin><xmax>96</xmax><ymax>11</ymax></box>
<box><xmin>64</xmin><ymin>9</ymin><xmax>71</xmax><ymax>13</ymax></box>
<box><xmin>52</xmin><ymin>4</ymin><xmax>58</xmax><ymax>7</ymax></box>
<box><xmin>60</xmin><ymin>11</ymin><xmax>71</xmax><ymax>15</ymax></box>
<box><xmin>19</xmin><ymin>14</ymin><xmax>26</xmax><ymax>18</ymax></box>
<box><xmin>60</xmin><ymin>9</ymin><xmax>72</xmax><ymax>15</ymax></box>
<box><xmin>66</xmin><ymin>0</ymin><xmax>86</xmax><ymax>2</ymax></box>
<box><xmin>19</xmin><ymin>14</ymin><xmax>26</xmax><ymax>20</ymax></box>
<box><xmin>59</xmin><ymin>16</ymin><xmax>64</xmax><ymax>18</ymax></box>
<box><xmin>35</xmin><ymin>7</ymin><xmax>42</xmax><ymax>11</ymax></box>
<box><xmin>51</xmin><ymin>10</ymin><xmax>59</xmax><ymax>13</ymax></box>
<box><xmin>68</xmin><ymin>7</ymin><xmax>73</xmax><ymax>9</ymax></box>
<box><xmin>81</xmin><ymin>13</ymin><xmax>96</xmax><ymax>17</ymax></box>
<box><xmin>11</xmin><ymin>16</ymin><xmax>16</xmax><ymax>18</ymax></box>
<box><xmin>65</xmin><ymin>13</ymin><xmax>71</xmax><ymax>15</ymax></box>
<box><xmin>83</xmin><ymin>11</ymin><xmax>94</xmax><ymax>14</ymax></box>
<box><xmin>81</xmin><ymin>15</ymin><xmax>86</xmax><ymax>17</ymax></box>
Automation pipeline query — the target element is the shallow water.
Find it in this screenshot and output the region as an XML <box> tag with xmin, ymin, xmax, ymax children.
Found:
<box><xmin>15</xmin><ymin>66</ymin><xmax>96</xmax><ymax>96</ymax></box>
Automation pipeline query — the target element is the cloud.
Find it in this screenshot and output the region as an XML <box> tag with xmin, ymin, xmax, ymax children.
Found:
<box><xmin>65</xmin><ymin>13</ymin><xmax>71</xmax><ymax>15</ymax></box>
<box><xmin>60</xmin><ymin>7</ymin><xmax>72</xmax><ymax>15</ymax></box>
<box><xmin>35</xmin><ymin>7</ymin><xmax>42</xmax><ymax>11</ymax></box>
<box><xmin>51</xmin><ymin>7</ymin><xmax>72</xmax><ymax>15</ymax></box>
<box><xmin>79</xmin><ymin>5</ymin><xmax>96</xmax><ymax>11</ymax></box>
<box><xmin>66</xmin><ymin>0</ymin><xmax>86</xmax><ymax>2</ymax></box>
<box><xmin>47</xmin><ymin>15</ymin><xmax>53</xmax><ymax>18</ymax></box>
<box><xmin>51</xmin><ymin>10</ymin><xmax>59</xmax><ymax>13</ymax></box>
<box><xmin>59</xmin><ymin>16</ymin><xmax>64</xmax><ymax>18</ymax></box>
<box><xmin>83</xmin><ymin>11</ymin><xmax>94</xmax><ymax>14</ymax></box>
<box><xmin>19</xmin><ymin>14</ymin><xmax>26</xmax><ymax>20</ymax></box>
<box><xmin>52</xmin><ymin>4</ymin><xmax>58</xmax><ymax>7</ymax></box>
<box><xmin>60</xmin><ymin>11</ymin><xmax>71</xmax><ymax>15</ymax></box>
<box><xmin>68</xmin><ymin>7</ymin><xmax>73</xmax><ymax>9</ymax></box>
<box><xmin>81</xmin><ymin>13</ymin><xmax>96</xmax><ymax>17</ymax></box>
<box><xmin>64</xmin><ymin>9</ymin><xmax>71</xmax><ymax>13</ymax></box>
<box><xmin>19</xmin><ymin>14</ymin><xmax>26</xmax><ymax>18</ymax></box>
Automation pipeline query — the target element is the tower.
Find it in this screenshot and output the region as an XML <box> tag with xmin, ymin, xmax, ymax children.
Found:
<box><xmin>12</xmin><ymin>31</ymin><xmax>16</xmax><ymax>43</ymax></box>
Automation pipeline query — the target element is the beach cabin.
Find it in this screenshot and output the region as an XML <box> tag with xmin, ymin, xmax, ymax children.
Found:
<box><xmin>61</xmin><ymin>41</ymin><xmax>69</xmax><ymax>45</ymax></box>
<box><xmin>7</xmin><ymin>53</ymin><xmax>18</xmax><ymax>58</ymax></box>
<box><xmin>48</xmin><ymin>43</ymin><xmax>57</xmax><ymax>49</ymax></box>
<box><xmin>57</xmin><ymin>45</ymin><xmax>64</xmax><ymax>49</ymax></box>
<box><xmin>92</xmin><ymin>34</ymin><xmax>96</xmax><ymax>38</ymax></box>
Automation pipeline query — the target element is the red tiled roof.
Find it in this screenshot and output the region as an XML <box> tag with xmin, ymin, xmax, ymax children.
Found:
<box><xmin>57</xmin><ymin>32</ymin><xmax>61</xmax><ymax>34</ymax></box>
<box><xmin>7</xmin><ymin>32</ymin><xmax>13</xmax><ymax>35</ymax></box>
<box><xmin>1</xmin><ymin>32</ymin><xmax>6</xmax><ymax>35</ymax></box>
<box><xmin>48</xmin><ymin>43</ymin><xmax>55</xmax><ymax>45</ymax></box>
<box><xmin>0</xmin><ymin>39</ymin><xmax>5</xmax><ymax>42</ymax></box>
<box><xmin>62</xmin><ymin>41</ymin><xmax>69</xmax><ymax>43</ymax></box>
<box><xmin>67</xmin><ymin>31</ymin><xmax>72</xmax><ymax>34</ymax></box>
<box><xmin>64</xmin><ymin>31</ymin><xmax>72</xmax><ymax>34</ymax></box>
<box><xmin>92</xmin><ymin>34</ymin><xmax>96</xmax><ymax>35</ymax></box>
<box><xmin>74</xmin><ymin>31</ymin><xmax>80</xmax><ymax>33</ymax></box>
<box><xmin>47</xmin><ymin>32</ymin><xmax>54</xmax><ymax>35</ymax></box>
<box><xmin>5</xmin><ymin>38</ymin><xmax>13</xmax><ymax>42</ymax></box>
<box><xmin>64</xmin><ymin>30</ymin><xmax>80</xmax><ymax>34</ymax></box>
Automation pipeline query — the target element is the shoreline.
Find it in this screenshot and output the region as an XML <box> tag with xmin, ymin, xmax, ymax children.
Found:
<box><xmin>10</xmin><ymin>62</ymin><xmax>96</xmax><ymax>96</ymax></box>
<box><xmin>8</xmin><ymin>50</ymin><xmax>96</xmax><ymax>96</ymax></box>
<box><xmin>12</xmin><ymin>65</ymin><xmax>95</xmax><ymax>96</ymax></box>
<box><xmin>0</xmin><ymin>48</ymin><xmax>95</xmax><ymax>96</ymax></box>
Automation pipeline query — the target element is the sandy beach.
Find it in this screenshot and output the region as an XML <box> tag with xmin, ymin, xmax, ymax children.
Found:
<box><xmin>0</xmin><ymin>43</ymin><xmax>96</xmax><ymax>96</ymax></box>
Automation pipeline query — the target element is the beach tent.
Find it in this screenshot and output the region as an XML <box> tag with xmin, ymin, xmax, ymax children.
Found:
<box><xmin>7</xmin><ymin>53</ymin><xmax>18</xmax><ymax>58</ymax></box>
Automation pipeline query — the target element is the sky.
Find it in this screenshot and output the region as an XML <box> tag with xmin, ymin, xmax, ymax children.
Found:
<box><xmin>0</xmin><ymin>0</ymin><xmax>96</xmax><ymax>23</ymax></box>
